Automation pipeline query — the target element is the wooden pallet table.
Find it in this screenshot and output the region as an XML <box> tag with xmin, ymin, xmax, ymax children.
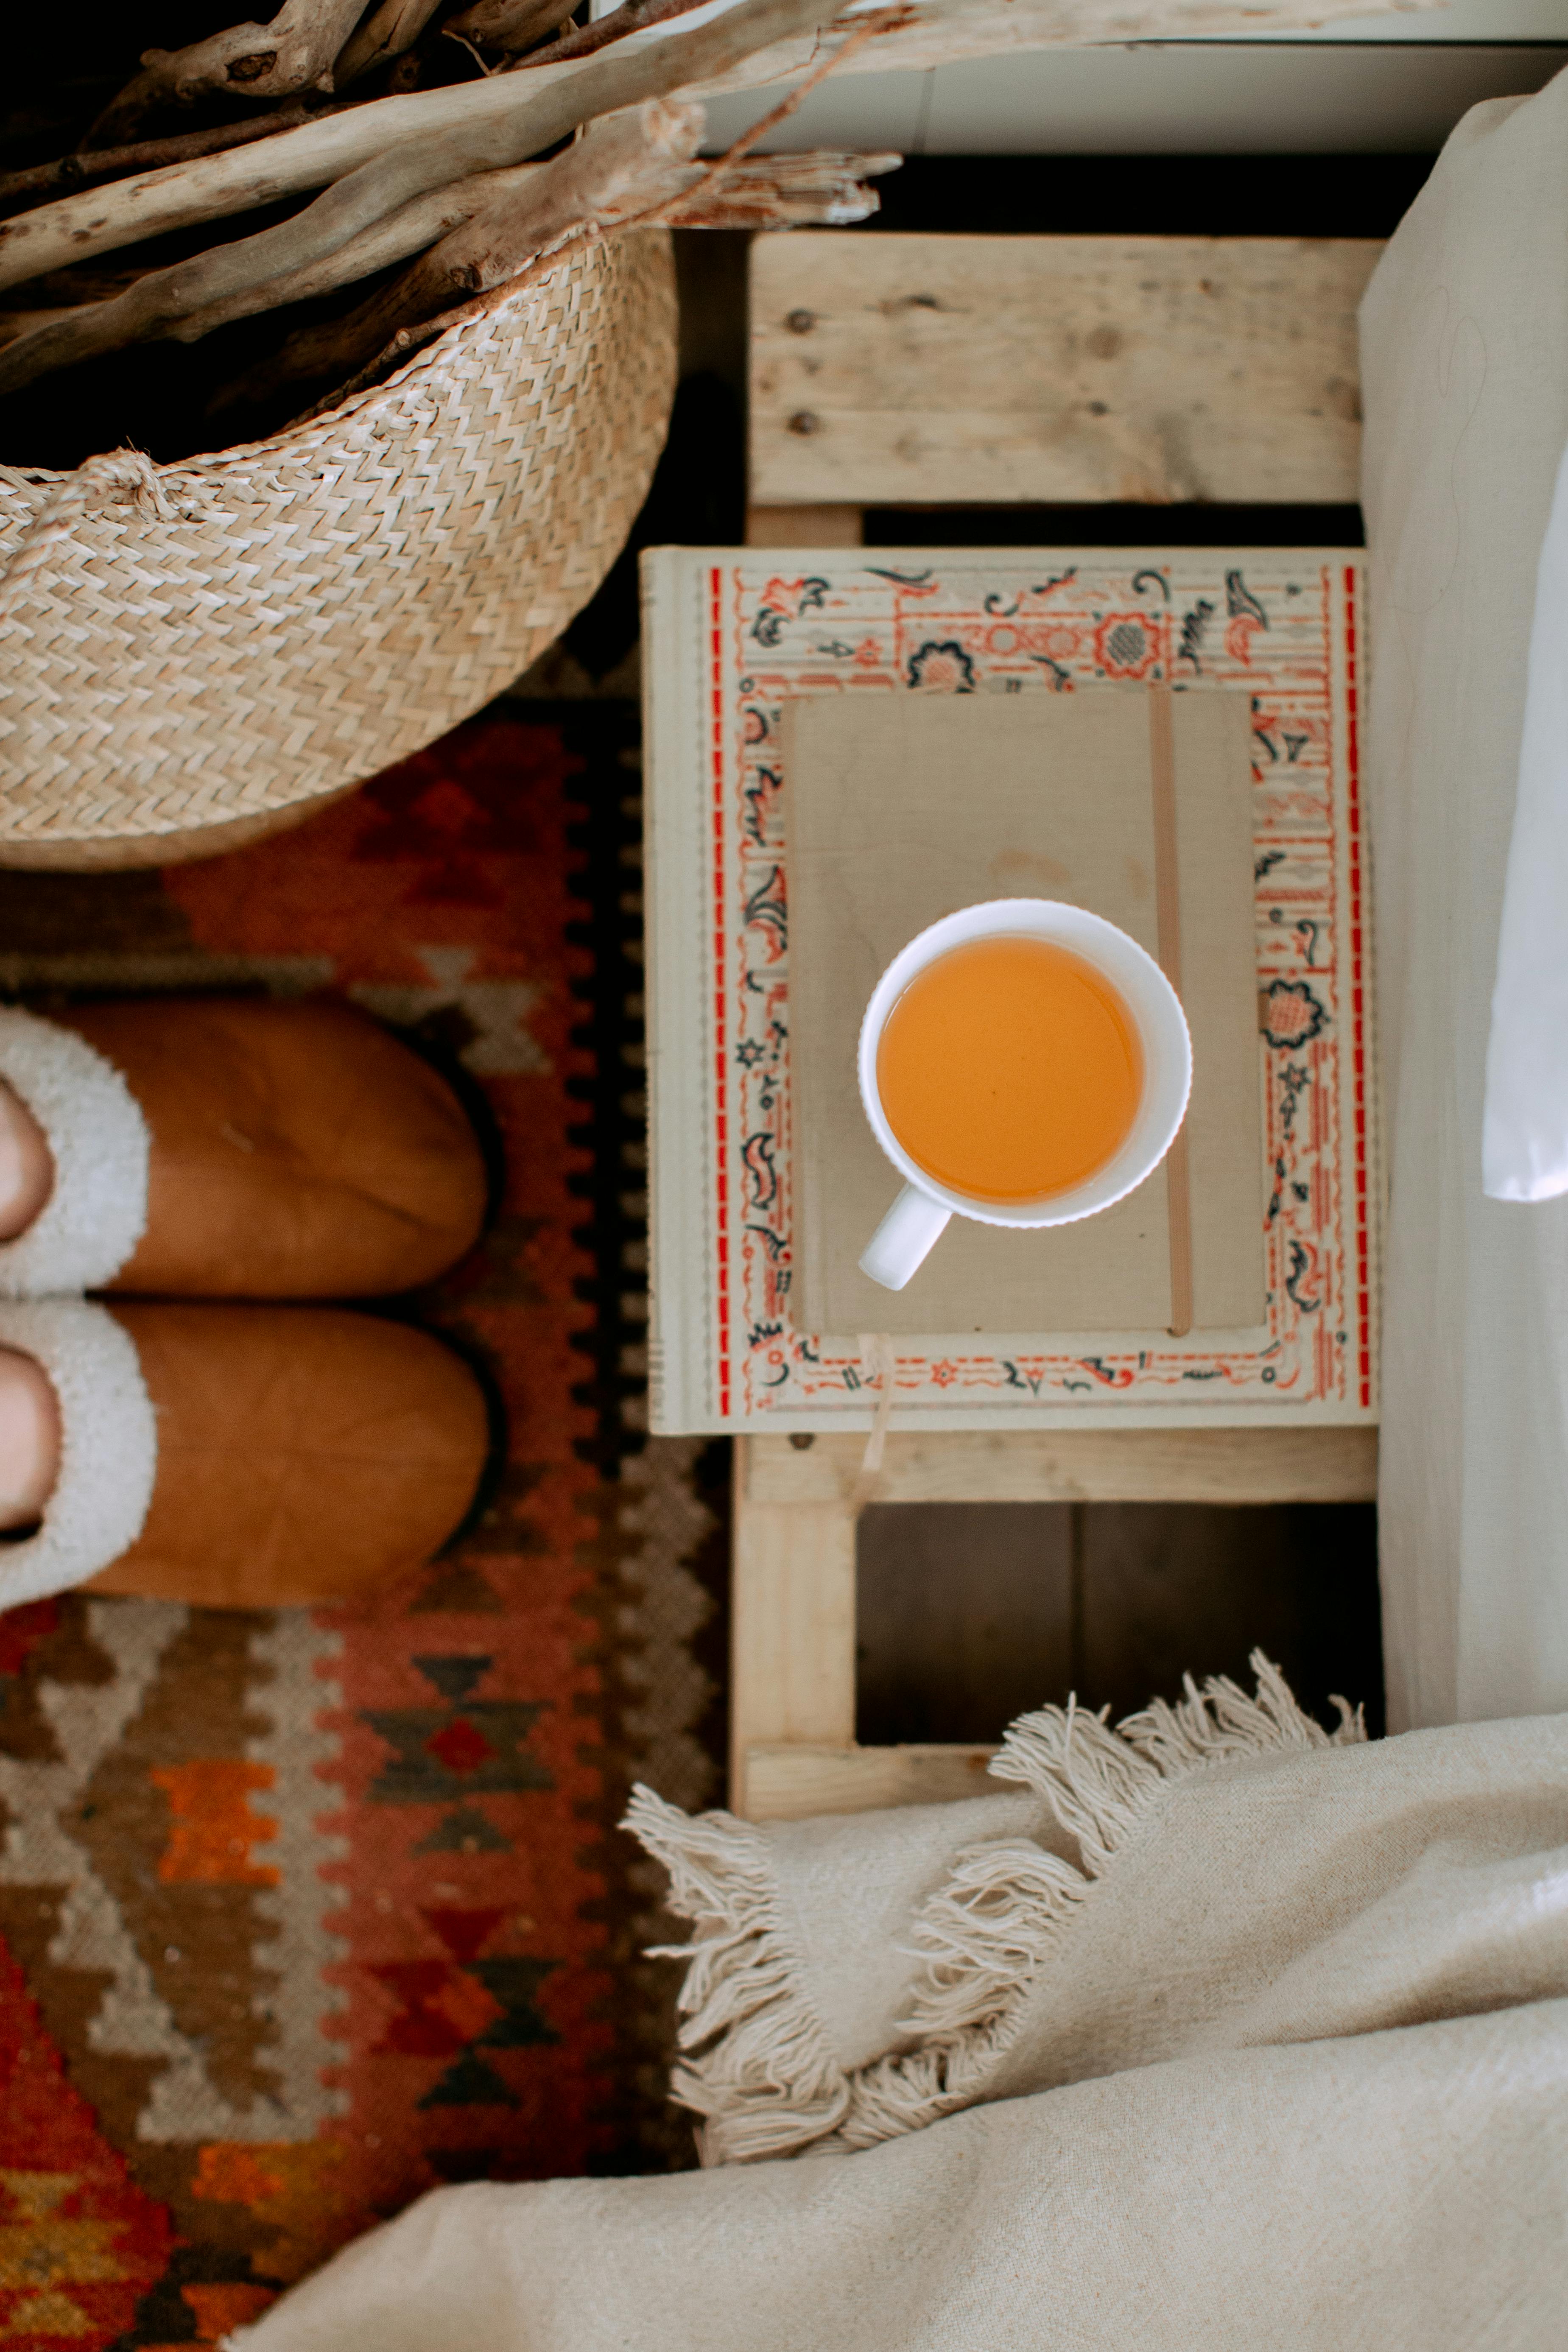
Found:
<box><xmin>729</xmin><ymin>230</ymin><xmax>1384</xmax><ymax>1819</ymax></box>
<box><xmin>733</xmin><ymin>1425</ymin><xmax>1378</xmax><ymax>1820</ymax></box>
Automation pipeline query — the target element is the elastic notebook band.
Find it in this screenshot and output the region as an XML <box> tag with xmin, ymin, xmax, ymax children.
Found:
<box><xmin>1149</xmin><ymin>686</ymin><xmax>1194</xmax><ymax>1339</ymax></box>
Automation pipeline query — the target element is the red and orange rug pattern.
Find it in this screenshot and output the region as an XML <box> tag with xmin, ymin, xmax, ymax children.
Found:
<box><xmin>0</xmin><ymin>711</ymin><xmax>723</xmax><ymax>2347</ymax></box>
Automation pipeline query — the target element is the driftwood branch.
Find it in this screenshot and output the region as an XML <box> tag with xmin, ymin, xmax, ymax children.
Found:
<box><xmin>0</xmin><ymin>0</ymin><xmax>829</xmax><ymax>300</ymax></box>
<box><xmin>218</xmin><ymin>97</ymin><xmax>703</xmax><ymax>411</ymax></box>
<box><xmin>668</xmin><ymin>145</ymin><xmax>898</xmax><ymax>224</ymax></box>
<box><xmin>370</xmin><ymin>92</ymin><xmax>704</xmax><ymax>308</ymax></box>
<box><xmin>0</xmin><ymin>91</ymin><xmax>507</xmax><ymax>296</ymax></box>
<box><xmin>212</xmin><ymin>139</ymin><xmax>894</xmax><ymax>413</ymax></box>
<box><xmin>444</xmin><ymin>0</ymin><xmax>576</xmax><ymax>61</ymax></box>
<box><xmin>86</xmin><ymin>0</ymin><xmax>373</xmax><ymax>150</ymax></box>
<box><xmin>333</xmin><ymin>0</ymin><xmax>451</xmax><ymax>85</ymax></box>
<box><xmin>4</xmin><ymin>0</ymin><xmax>1447</xmax><ymax>274</ymax></box>
<box><xmin>0</xmin><ymin>0</ymin><xmax>835</xmax><ymax>396</ymax></box>
<box><xmin>0</xmin><ymin>102</ymin><xmax>337</xmax><ymax>214</ymax></box>
<box><xmin>181</xmin><ymin>162</ymin><xmax>547</xmax><ymax>344</ymax></box>
<box><xmin>0</xmin><ymin>306</ymin><xmax>87</xmax><ymax>351</ymax></box>
<box><xmin>669</xmin><ymin>0</ymin><xmax>1440</xmax><ymax>106</ymax></box>
<box><xmin>0</xmin><ymin>156</ymin><xmax>521</xmax><ymax>393</ymax></box>
<box><xmin>451</xmin><ymin>0</ymin><xmax>696</xmax><ymax>67</ymax></box>
<box><xmin>306</xmin><ymin>7</ymin><xmax>896</xmax><ymax>418</ymax></box>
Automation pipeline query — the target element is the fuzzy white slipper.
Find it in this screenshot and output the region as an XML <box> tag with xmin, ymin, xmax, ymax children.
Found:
<box><xmin>0</xmin><ymin>1300</ymin><xmax>157</xmax><ymax>1606</ymax></box>
<box><xmin>0</xmin><ymin>1006</ymin><xmax>150</xmax><ymax>1296</ymax></box>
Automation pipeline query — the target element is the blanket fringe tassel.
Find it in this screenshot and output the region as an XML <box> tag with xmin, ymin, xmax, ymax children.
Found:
<box><xmin>626</xmin><ymin>1652</ymin><xmax>1363</xmax><ymax>2166</ymax></box>
<box><xmin>624</xmin><ymin>1788</ymin><xmax>855</xmax><ymax>2164</ymax></box>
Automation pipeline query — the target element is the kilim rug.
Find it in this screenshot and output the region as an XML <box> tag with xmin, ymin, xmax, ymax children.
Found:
<box><xmin>0</xmin><ymin>708</ymin><xmax>727</xmax><ymax>2349</ymax></box>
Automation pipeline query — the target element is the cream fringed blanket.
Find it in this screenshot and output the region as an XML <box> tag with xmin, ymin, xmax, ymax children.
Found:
<box><xmin>236</xmin><ymin>1659</ymin><xmax>1568</xmax><ymax>2351</ymax></box>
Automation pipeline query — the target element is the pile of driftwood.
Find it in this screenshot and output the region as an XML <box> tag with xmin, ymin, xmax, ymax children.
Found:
<box><xmin>0</xmin><ymin>0</ymin><xmax>896</xmax><ymax>454</ymax></box>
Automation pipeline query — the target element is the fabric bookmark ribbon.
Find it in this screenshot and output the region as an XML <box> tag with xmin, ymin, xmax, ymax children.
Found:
<box><xmin>853</xmin><ymin>1331</ymin><xmax>896</xmax><ymax>1509</ymax></box>
<box><xmin>1149</xmin><ymin>685</ymin><xmax>1193</xmax><ymax>1338</ymax></box>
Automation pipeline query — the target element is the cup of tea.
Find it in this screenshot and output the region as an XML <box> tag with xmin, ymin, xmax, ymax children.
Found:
<box><xmin>857</xmin><ymin>899</ymin><xmax>1192</xmax><ymax>1292</ymax></box>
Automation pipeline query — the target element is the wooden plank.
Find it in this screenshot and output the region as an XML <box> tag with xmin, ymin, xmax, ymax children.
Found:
<box><xmin>729</xmin><ymin>1443</ymin><xmax>857</xmax><ymax>1812</ymax></box>
<box><xmin>746</xmin><ymin>1426</ymin><xmax>1378</xmax><ymax>1508</ymax></box>
<box><xmin>745</xmin><ymin>503</ymin><xmax>863</xmax><ymax>547</ymax></box>
<box><xmin>744</xmin><ymin>1743</ymin><xmax>998</xmax><ymax>1823</ymax></box>
<box><xmin>750</xmin><ymin>233</ymin><xmax>1381</xmax><ymax>510</ymax></box>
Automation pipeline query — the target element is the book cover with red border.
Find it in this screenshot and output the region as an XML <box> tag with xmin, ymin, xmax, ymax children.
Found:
<box><xmin>645</xmin><ymin>549</ymin><xmax>1377</xmax><ymax>1434</ymax></box>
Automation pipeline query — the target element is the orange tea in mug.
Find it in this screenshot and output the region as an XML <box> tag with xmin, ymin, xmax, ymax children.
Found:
<box><xmin>875</xmin><ymin>935</ymin><xmax>1145</xmax><ymax>1203</ymax></box>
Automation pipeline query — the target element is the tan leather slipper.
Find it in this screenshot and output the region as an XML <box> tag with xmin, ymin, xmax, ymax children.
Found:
<box><xmin>0</xmin><ymin>997</ymin><xmax>489</xmax><ymax>1299</ymax></box>
<box><xmin>0</xmin><ymin>1299</ymin><xmax>492</xmax><ymax>1610</ymax></box>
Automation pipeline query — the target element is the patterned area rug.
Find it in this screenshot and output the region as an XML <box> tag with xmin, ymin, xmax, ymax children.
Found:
<box><xmin>0</xmin><ymin>710</ymin><xmax>726</xmax><ymax>2348</ymax></box>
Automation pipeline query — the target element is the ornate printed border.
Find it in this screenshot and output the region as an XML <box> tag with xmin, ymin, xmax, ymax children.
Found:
<box><xmin>702</xmin><ymin>555</ymin><xmax>1375</xmax><ymax>1427</ymax></box>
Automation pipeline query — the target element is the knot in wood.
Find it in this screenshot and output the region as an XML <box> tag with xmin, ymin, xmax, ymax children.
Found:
<box><xmin>226</xmin><ymin>49</ymin><xmax>278</xmax><ymax>82</ymax></box>
<box><xmin>787</xmin><ymin>309</ymin><xmax>815</xmax><ymax>334</ymax></box>
<box><xmin>788</xmin><ymin>410</ymin><xmax>820</xmax><ymax>437</ymax></box>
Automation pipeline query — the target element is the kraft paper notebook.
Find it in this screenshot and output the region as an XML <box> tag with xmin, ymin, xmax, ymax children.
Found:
<box><xmin>642</xmin><ymin>547</ymin><xmax>1378</xmax><ymax>1434</ymax></box>
<box><xmin>785</xmin><ymin>690</ymin><xmax>1263</xmax><ymax>1341</ymax></box>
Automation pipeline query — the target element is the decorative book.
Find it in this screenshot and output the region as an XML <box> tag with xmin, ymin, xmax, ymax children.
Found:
<box><xmin>643</xmin><ymin>547</ymin><xmax>1378</xmax><ymax>1434</ymax></box>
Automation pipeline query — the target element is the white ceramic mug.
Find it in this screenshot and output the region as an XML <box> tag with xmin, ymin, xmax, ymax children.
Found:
<box><xmin>857</xmin><ymin>898</ymin><xmax>1192</xmax><ymax>1292</ymax></box>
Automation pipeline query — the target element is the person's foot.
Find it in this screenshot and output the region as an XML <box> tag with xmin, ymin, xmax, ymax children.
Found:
<box><xmin>0</xmin><ymin>1344</ymin><xmax>60</xmax><ymax>1527</ymax></box>
<box><xmin>0</xmin><ymin>1078</ymin><xmax>54</xmax><ymax>1243</ymax></box>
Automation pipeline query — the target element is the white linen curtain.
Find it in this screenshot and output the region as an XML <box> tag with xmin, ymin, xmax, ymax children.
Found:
<box><xmin>1483</xmin><ymin>434</ymin><xmax>1568</xmax><ymax>1201</ymax></box>
<box><xmin>1361</xmin><ymin>70</ymin><xmax>1568</xmax><ymax>1727</ymax></box>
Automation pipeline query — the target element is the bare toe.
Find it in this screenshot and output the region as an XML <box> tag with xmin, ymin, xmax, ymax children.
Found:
<box><xmin>0</xmin><ymin>1347</ymin><xmax>61</xmax><ymax>1525</ymax></box>
<box><xmin>0</xmin><ymin>1081</ymin><xmax>54</xmax><ymax>1243</ymax></box>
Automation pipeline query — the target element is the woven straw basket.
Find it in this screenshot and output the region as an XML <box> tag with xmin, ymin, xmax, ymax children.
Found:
<box><xmin>0</xmin><ymin>228</ymin><xmax>676</xmax><ymax>869</ymax></box>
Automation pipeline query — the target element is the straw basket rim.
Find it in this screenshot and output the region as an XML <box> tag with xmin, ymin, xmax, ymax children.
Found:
<box><xmin>0</xmin><ymin>228</ymin><xmax>676</xmax><ymax>868</ymax></box>
<box><xmin>0</xmin><ymin>235</ymin><xmax>598</xmax><ymax>498</ymax></box>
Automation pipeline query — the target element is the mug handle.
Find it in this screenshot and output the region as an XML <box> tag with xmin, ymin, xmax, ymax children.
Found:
<box><xmin>860</xmin><ymin>1185</ymin><xmax>951</xmax><ymax>1291</ymax></box>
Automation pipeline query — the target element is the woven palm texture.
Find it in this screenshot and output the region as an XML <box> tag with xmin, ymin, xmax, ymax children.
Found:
<box><xmin>0</xmin><ymin>229</ymin><xmax>676</xmax><ymax>871</ymax></box>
